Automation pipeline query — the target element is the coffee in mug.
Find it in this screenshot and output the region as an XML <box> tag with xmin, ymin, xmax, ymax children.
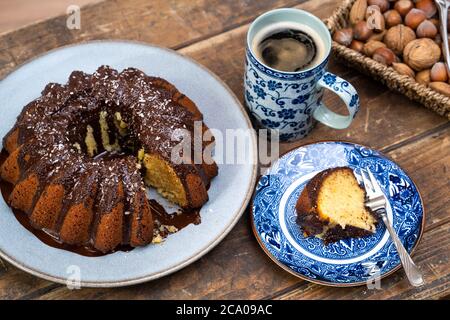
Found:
<box><xmin>245</xmin><ymin>9</ymin><xmax>360</xmax><ymax>142</ymax></box>
<box><xmin>252</xmin><ymin>21</ymin><xmax>326</xmax><ymax>72</ymax></box>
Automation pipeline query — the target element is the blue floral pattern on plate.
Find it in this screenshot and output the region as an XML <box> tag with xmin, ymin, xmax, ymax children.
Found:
<box><xmin>252</xmin><ymin>142</ymin><xmax>424</xmax><ymax>286</ymax></box>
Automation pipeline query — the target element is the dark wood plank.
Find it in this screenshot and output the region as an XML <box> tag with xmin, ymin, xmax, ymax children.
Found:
<box><xmin>0</xmin><ymin>0</ymin><xmax>102</xmax><ymax>34</ymax></box>
<box><xmin>274</xmin><ymin>222</ymin><xmax>450</xmax><ymax>300</ymax></box>
<box><xmin>386</xmin><ymin>126</ymin><xmax>450</xmax><ymax>228</ymax></box>
<box><xmin>0</xmin><ymin>266</ymin><xmax>59</xmax><ymax>300</ymax></box>
<box><xmin>271</xmin><ymin>127</ymin><xmax>450</xmax><ymax>299</ymax></box>
<box><xmin>35</xmin><ymin>225</ymin><xmax>296</xmax><ymax>299</ymax></box>
<box><xmin>0</xmin><ymin>0</ymin><xmax>302</xmax><ymax>79</ymax></box>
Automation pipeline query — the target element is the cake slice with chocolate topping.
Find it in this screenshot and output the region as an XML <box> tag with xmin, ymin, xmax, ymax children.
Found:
<box><xmin>296</xmin><ymin>167</ymin><xmax>378</xmax><ymax>244</ymax></box>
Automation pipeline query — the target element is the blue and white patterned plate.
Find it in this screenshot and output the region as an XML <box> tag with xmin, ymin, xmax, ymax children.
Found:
<box><xmin>251</xmin><ymin>141</ymin><xmax>424</xmax><ymax>286</ymax></box>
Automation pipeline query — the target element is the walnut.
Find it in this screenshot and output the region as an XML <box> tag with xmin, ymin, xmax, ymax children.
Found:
<box><xmin>403</xmin><ymin>38</ymin><xmax>441</xmax><ymax>71</ymax></box>
<box><xmin>384</xmin><ymin>25</ymin><xmax>416</xmax><ymax>55</ymax></box>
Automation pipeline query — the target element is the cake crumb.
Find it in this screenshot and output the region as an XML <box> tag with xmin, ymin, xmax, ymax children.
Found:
<box><xmin>165</xmin><ymin>225</ymin><xmax>178</xmax><ymax>233</ymax></box>
<box><xmin>152</xmin><ymin>234</ymin><xmax>164</xmax><ymax>244</ymax></box>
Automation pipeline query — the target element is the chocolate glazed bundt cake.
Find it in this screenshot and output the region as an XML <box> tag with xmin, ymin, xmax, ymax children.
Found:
<box><xmin>0</xmin><ymin>65</ymin><xmax>218</xmax><ymax>253</ymax></box>
<box><xmin>296</xmin><ymin>167</ymin><xmax>377</xmax><ymax>244</ymax></box>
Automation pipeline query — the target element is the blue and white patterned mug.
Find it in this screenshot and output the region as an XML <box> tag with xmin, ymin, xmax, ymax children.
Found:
<box><xmin>245</xmin><ymin>8</ymin><xmax>359</xmax><ymax>142</ymax></box>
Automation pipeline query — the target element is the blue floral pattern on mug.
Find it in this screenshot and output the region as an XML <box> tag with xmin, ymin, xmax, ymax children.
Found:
<box><xmin>277</xmin><ymin>109</ymin><xmax>296</xmax><ymax>119</ymax></box>
<box><xmin>267</xmin><ymin>80</ymin><xmax>283</xmax><ymax>91</ymax></box>
<box><xmin>253</xmin><ymin>84</ymin><xmax>267</xmax><ymax>99</ymax></box>
<box><xmin>261</xmin><ymin>118</ymin><xmax>280</xmax><ymax>128</ymax></box>
<box><xmin>244</xmin><ymin>48</ymin><xmax>360</xmax><ymax>142</ymax></box>
<box><xmin>322</xmin><ymin>73</ymin><xmax>337</xmax><ymax>86</ymax></box>
<box><xmin>349</xmin><ymin>94</ymin><xmax>359</xmax><ymax>108</ymax></box>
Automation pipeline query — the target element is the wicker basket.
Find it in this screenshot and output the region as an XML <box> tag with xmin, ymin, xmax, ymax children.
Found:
<box><xmin>324</xmin><ymin>0</ymin><xmax>450</xmax><ymax>119</ymax></box>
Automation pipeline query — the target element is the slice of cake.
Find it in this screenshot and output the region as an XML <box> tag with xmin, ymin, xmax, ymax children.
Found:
<box><xmin>296</xmin><ymin>167</ymin><xmax>378</xmax><ymax>244</ymax></box>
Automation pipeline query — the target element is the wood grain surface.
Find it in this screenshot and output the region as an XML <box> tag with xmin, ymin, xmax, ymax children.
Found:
<box><xmin>0</xmin><ymin>0</ymin><xmax>448</xmax><ymax>300</ymax></box>
<box><xmin>0</xmin><ymin>0</ymin><xmax>102</xmax><ymax>34</ymax></box>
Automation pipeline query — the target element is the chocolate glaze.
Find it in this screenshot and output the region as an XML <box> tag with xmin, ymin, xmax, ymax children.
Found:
<box><xmin>4</xmin><ymin>66</ymin><xmax>215</xmax><ymax>212</ymax></box>
<box><xmin>1</xmin><ymin>149</ymin><xmax>203</xmax><ymax>256</ymax></box>
<box><xmin>0</xmin><ymin>66</ymin><xmax>217</xmax><ymax>254</ymax></box>
<box><xmin>149</xmin><ymin>199</ymin><xmax>201</xmax><ymax>231</ymax></box>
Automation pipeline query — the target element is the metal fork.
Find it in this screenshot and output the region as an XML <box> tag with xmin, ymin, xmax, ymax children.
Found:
<box><xmin>361</xmin><ymin>168</ymin><xmax>424</xmax><ymax>287</ymax></box>
<box><xmin>435</xmin><ymin>0</ymin><xmax>450</xmax><ymax>74</ymax></box>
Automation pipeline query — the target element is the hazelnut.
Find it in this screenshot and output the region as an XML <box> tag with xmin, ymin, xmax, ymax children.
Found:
<box><xmin>368</xmin><ymin>0</ymin><xmax>389</xmax><ymax>12</ymax></box>
<box><xmin>384</xmin><ymin>24</ymin><xmax>416</xmax><ymax>55</ymax></box>
<box><xmin>354</xmin><ymin>21</ymin><xmax>374</xmax><ymax>41</ymax></box>
<box><xmin>403</xmin><ymin>38</ymin><xmax>441</xmax><ymax>71</ymax></box>
<box><xmin>430</xmin><ymin>62</ymin><xmax>449</xmax><ymax>82</ymax></box>
<box><xmin>369</xmin><ymin>30</ymin><xmax>386</xmax><ymax>41</ymax></box>
<box><xmin>404</xmin><ymin>9</ymin><xmax>426</xmax><ymax>30</ymax></box>
<box><xmin>429</xmin><ymin>82</ymin><xmax>450</xmax><ymax>97</ymax></box>
<box><xmin>363</xmin><ymin>40</ymin><xmax>387</xmax><ymax>57</ymax></box>
<box><xmin>366</xmin><ymin>6</ymin><xmax>386</xmax><ymax>32</ymax></box>
<box><xmin>392</xmin><ymin>62</ymin><xmax>415</xmax><ymax>78</ymax></box>
<box><xmin>350</xmin><ymin>40</ymin><xmax>365</xmax><ymax>53</ymax></box>
<box><xmin>384</xmin><ymin>10</ymin><xmax>402</xmax><ymax>28</ymax></box>
<box><xmin>416</xmin><ymin>20</ymin><xmax>438</xmax><ymax>38</ymax></box>
<box><xmin>394</xmin><ymin>0</ymin><xmax>414</xmax><ymax>17</ymax></box>
<box><xmin>333</xmin><ymin>28</ymin><xmax>354</xmax><ymax>46</ymax></box>
<box><xmin>415</xmin><ymin>0</ymin><xmax>437</xmax><ymax>19</ymax></box>
<box><xmin>415</xmin><ymin>69</ymin><xmax>431</xmax><ymax>85</ymax></box>
<box><xmin>350</xmin><ymin>0</ymin><xmax>368</xmax><ymax>25</ymax></box>
<box><xmin>373</xmin><ymin>47</ymin><xmax>397</xmax><ymax>65</ymax></box>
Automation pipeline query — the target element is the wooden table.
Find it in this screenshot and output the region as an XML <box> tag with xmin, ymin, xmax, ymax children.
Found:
<box><xmin>0</xmin><ymin>0</ymin><xmax>448</xmax><ymax>300</ymax></box>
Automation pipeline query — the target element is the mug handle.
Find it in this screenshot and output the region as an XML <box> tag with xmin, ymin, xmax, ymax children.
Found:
<box><xmin>312</xmin><ymin>72</ymin><xmax>359</xmax><ymax>130</ymax></box>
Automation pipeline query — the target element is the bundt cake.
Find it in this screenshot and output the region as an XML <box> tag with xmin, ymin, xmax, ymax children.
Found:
<box><xmin>296</xmin><ymin>167</ymin><xmax>377</xmax><ymax>244</ymax></box>
<box><xmin>0</xmin><ymin>65</ymin><xmax>218</xmax><ymax>253</ymax></box>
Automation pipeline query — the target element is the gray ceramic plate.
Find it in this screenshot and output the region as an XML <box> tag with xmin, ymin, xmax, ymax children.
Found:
<box><xmin>0</xmin><ymin>41</ymin><xmax>257</xmax><ymax>287</ymax></box>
